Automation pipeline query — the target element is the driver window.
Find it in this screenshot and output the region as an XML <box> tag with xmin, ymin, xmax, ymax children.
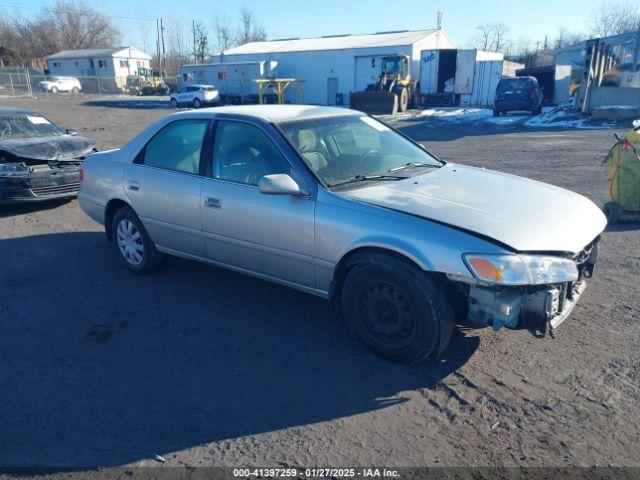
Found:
<box><xmin>212</xmin><ymin>121</ymin><xmax>291</xmax><ymax>186</ymax></box>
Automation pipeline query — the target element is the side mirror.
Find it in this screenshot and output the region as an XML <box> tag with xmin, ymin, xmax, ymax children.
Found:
<box><xmin>258</xmin><ymin>174</ymin><xmax>306</xmax><ymax>196</ymax></box>
<box><xmin>65</xmin><ymin>128</ymin><xmax>77</xmax><ymax>136</ymax></box>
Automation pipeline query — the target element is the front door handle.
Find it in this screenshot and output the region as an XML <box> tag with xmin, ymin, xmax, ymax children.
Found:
<box><xmin>205</xmin><ymin>197</ymin><xmax>221</xmax><ymax>209</ymax></box>
<box><xmin>127</xmin><ymin>181</ymin><xmax>140</xmax><ymax>191</ymax></box>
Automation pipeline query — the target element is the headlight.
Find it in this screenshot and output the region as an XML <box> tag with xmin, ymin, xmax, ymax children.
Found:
<box><xmin>0</xmin><ymin>163</ymin><xmax>28</xmax><ymax>177</ymax></box>
<box><xmin>463</xmin><ymin>253</ymin><xmax>578</xmax><ymax>285</ymax></box>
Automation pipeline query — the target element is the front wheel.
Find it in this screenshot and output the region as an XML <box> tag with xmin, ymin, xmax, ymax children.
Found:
<box><xmin>72</xmin><ymin>87</ymin><xmax>79</xmax><ymax>94</ymax></box>
<box><xmin>112</xmin><ymin>206</ymin><xmax>162</xmax><ymax>274</ymax></box>
<box><xmin>50</xmin><ymin>86</ymin><xmax>58</xmax><ymax>93</ymax></box>
<box><xmin>397</xmin><ymin>87</ymin><xmax>409</xmax><ymax>112</ymax></box>
<box><xmin>493</xmin><ymin>109</ymin><xmax>500</xmax><ymax>117</ymax></box>
<box><xmin>170</xmin><ymin>97</ymin><xmax>178</xmax><ymax>108</ymax></box>
<box><xmin>341</xmin><ymin>255</ymin><xmax>454</xmax><ymax>363</ymax></box>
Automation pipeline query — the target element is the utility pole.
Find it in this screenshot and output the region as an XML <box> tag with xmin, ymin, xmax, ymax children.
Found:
<box><xmin>160</xmin><ymin>18</ymin><xmax>166</xmax><ymax>78</ymax></box>
<box><xmin>156</xmin><ymin>18</ymin><xmax>160</xmax><ymax>74</ymax></box>
<box><xmin>193</xmin><ymin>20</ymin><xmax>197</xmax><ymax>64</ymax></box>
<box><xmin>437</xmin><ymin>11</ymin><xmax>442</xmax><ymax>30</ymax></box>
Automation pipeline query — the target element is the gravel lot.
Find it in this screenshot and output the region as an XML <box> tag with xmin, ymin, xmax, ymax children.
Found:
<box><xmin>0</xmin><ymin>97</ymin><xmax>638</xmax><ymax>471</ymax></box>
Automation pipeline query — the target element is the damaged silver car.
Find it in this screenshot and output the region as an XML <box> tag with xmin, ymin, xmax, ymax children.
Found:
<box><xmin>78</xmin><ymin>105</ymin><xmax>606</xmax><ymax>363</ymax></box>
<box><xmin>0</xmin><ymin>108</ymin><xmax>96</xmax><ymax>204</ymax></box>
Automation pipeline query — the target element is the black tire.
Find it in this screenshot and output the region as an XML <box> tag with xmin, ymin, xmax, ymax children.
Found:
<box><xmin>193</xmin><ymin>97</ymin><xmax>201</xmax><ymax>109</ymax></box>
<box><xmin>602</xmin><ymin>201</ymin><xmax>622</xmax><ymax>224</ymax></box>
<box><xmin>72</xmin><ymin>87</ymin><xmax>79</xmax><ymax>94</ymax></box>
<box><xmin>112</xmin><ymin>206</ymin><xmax>162</xmax><ymax>274</ymax></box>
<box><xmin>493</xmin><ymin>109</ymin><xmax>500</xmax><ymax>117</ymax></box>
<box><xmin>341</xmin><ymin>254</ymin><xmax>454</xmax><ymax>364</ymax></box>
<box><xmin>170</xmin><ymin>97</ymin><xmax>178</xmax><ymax>108</ymax></box>
<box><xmin>50</xmin><ymin>86</ymin><xmax>58</xmax><ymax>93</ymax></box>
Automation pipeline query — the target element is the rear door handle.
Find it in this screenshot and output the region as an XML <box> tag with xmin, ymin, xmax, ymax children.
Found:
<box><xmin>127</xmin><ymin>181</ymin><xmax>140</xmax><ymax>191</ymax></box>
<box><xmin>205</xmin><ymin>197</ymin><xmax>221</xmax><ymax>209</ymax></box>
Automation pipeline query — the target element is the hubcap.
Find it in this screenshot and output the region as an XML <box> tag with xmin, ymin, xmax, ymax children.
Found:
<box><xmin>116</xmin><ymin>219</ymin><xmax>144</xmax><ymax>266</ymax></box>
<box><xmin>360</xmin><ymin>282</ymin><xmax>415</xmax><ymax>347</ymax></box>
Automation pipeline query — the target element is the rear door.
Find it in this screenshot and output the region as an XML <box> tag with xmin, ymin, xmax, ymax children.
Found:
<box><xmin>454</xmin><ymin>50</ymin><xmax>476</xmax><ymax>95</ymax></box>
<box><xmin>419</xmin><ymin>50</ymin><xmax>439</xmax><ymax>94</ymax></box>
<box><xmin>123</xmin><ymin>119</ymin><xmax>210</xmax><ymax>257</ymax></box>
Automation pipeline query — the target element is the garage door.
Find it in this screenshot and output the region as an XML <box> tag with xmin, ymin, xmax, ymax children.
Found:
<box><xmin>354</xmin><ymin>56</ymin><xmax>383</xmax><ymax>91</ymax></box>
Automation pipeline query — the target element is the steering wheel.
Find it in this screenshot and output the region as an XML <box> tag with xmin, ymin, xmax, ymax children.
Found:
<box><xmin>355</xmin><ymin>149</ymin><xmax>380</xmax><ymax>171</ymax></box>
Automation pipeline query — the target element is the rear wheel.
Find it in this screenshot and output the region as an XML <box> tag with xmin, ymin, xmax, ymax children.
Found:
<box><xmin>603</xmin><ymin>201</ymin><xmax>622</xmax><ymax>224</ymax></box>
<box><xmin>51</xmin><ymin>86</ymin><xmax>58</xmax><ymax>93</ymax></box>
<box><xmin>493</xmin><ymin>109</ymin><xmax>500</xmax><ymax>117</ymax></box>
<box><xmin>170</xmin><ymin>97</ymin><xmax>178</xmax><ymax>108</ymax></box>
<box><xmin>112</xmin><ymin>206</ymin><xmax>162</xmax><ymax>274</ymax></box>
<box><xmin>193</xmin><ymin>97</ymin><xmax>201</xmax><ymax>109</ymax></box>
<box><xmin>341</xmin><ymin>255</ymin><xmax>454</xmax><ymax>363</ymax></box>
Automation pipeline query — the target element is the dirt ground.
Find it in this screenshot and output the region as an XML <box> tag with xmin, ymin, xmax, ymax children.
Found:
<box><xmin>0</xmin><ymin>97</ymin><xmax>638</xmax><ymax>472</ymax></box>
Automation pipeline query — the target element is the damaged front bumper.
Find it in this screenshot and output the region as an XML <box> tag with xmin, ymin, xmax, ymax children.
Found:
<box><xmin>0</xmin><ymin>166</ymin><xmax>81</xmax><ymax>204</ymax></box>
<box><xmin>453</xmin><ymin>241</ymin><xmax>598</xmax><ymax>336</ymax></box>
<box><xmin>466</xmin><ymin>280</ymin><xmax>587</xmax><ymax>335</ymax></box>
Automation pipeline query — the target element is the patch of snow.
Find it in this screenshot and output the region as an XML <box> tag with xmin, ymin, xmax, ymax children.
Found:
<box><xmin>397</xmin><ymin>104</ymin><xmax>617</xmax><ymax>129</ymax></box>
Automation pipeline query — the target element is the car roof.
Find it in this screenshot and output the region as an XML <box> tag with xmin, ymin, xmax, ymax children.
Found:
<box><xmin>0</xmin><ymin>107</ymin><xmax>37</xmax><ymax>115</ymax></box>
<box><xmin>177</xmin><ymin>104</ymin><xmax>363</xmax><ymax>123</ymax></box>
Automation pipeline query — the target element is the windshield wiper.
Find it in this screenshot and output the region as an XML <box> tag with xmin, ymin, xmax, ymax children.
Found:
<box><xmin>328</xmin><ymin>173</ymin><xmax>407</xmax><ymax>188</ymax></box>
<box><xmin>388</xmin><ymin>162</ymin><xmax>438</xmax><ymax>172</ymax></box>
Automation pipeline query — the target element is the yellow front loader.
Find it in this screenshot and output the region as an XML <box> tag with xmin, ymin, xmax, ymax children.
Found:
<box><xmin>349</xmin><ymin>55</ymin><xmax>415</xmax><ymax>115</ymax></box>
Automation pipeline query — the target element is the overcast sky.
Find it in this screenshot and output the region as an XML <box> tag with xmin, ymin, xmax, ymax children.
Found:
<box><xmin>0</xmin><ymin>0</ymin><xmax>604</xmax><ymax>51</ymax></box>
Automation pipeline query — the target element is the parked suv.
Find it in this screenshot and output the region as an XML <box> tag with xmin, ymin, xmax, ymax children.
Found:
<box><xmin>494</xmin><ymin>76</ymin><xmax>543</xmax><ymax>116</ymax></box>
<box><xmin>38</xmin><ymin>76</ymin><xmax>82</xmax><ymax>93</ymax></box>
<box><xmin>170</xmin><ymin>85</ymin><xmax>220</xmax><ymax>109</ymax></box>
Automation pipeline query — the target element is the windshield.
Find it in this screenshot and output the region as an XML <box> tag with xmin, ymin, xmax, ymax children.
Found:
<box><xmin>382</xmin><ymin>57</ymin><xmax>406</xmax><ymax>76</ymax></box>
<box><xmin>279</xmin><ymin>115</ymin><xmax>441</xmax><ymax>188</ymax></box>
<box><xmin>0</xmin><ymin>113</ymin><xmax>64</xmax><ymax>140</ymax></box>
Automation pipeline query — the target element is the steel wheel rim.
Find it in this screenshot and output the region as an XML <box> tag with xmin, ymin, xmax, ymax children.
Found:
<box><xmin>116</xmin><ymin>219</ymin><xmax>144</xmax><ymax>266</ymax></box>
<box><xmin>359</xmin><ymin>281</ymin><xmax>416</xmax><ymax>349</ymax></box>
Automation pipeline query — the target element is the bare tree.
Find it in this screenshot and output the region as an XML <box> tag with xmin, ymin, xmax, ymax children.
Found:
<box><xmin>163</xmin><ymin>17</ymin><xmax>188</xmax><ymax>75</ymax></box>
<box><xmin>193</xmin><ymin>20</ymin><xmax>209</xmax><ymax>62</ymax></box>
<box><xmin>212</xmin><ymin>12</ymin><xmax>235</xmax><ymax>53</ymax></box>
<box><xmin>470</xmin><ymin>23</ymin><xmax>511</xmax><ymax>53</ymax></box>
<box><xmin>0</xmin><ymin>0</ymin><xmax>120</xmax><ymax>65</ymax></box>
<box><xmin>236</xmin><ymin>6</ymin><xmax>266</xmax><ymax>45</ymax></box>
<box><xmin>590</xmin><ymin>1</ymin><xmax>640</xmax><ymax>37</ymax></box>
<box><xmin>39</xmin><ymin>0</ymin><xmax>120</xmax><ymax>53</ymax></box>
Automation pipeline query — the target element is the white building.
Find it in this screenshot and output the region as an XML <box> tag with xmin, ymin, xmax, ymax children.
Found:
<box><xmin>213</xmin><ymin>29</ymin><xmax>456</xmax><ymax>105</ymax></box>
<box><xmin>46</xmin><ymin>47</ymin><xmax>152</xmax><ymax>80</ymax></box>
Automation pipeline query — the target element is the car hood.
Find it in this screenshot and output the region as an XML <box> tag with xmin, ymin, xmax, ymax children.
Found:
<box><xmin>337</xmin><ymin>163</ymin><xmax>607</xmax><ymax>254</ymax></box>
<box><xmin>0</xmin><ymin>135</ymin><xmax>96</xmax><ymax>161</ymax></box>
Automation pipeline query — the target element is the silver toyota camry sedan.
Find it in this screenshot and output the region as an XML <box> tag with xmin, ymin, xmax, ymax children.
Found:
<box><xmin>78</xmin><ymin>105</ymin><xmax>606</xmax><ymax>363</ymax></box>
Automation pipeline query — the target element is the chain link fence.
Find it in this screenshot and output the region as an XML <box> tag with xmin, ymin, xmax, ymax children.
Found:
<box><xmin>0</xmin><ymin>68</ymin><xmax>175</xmax><ymax>99</ymax></box>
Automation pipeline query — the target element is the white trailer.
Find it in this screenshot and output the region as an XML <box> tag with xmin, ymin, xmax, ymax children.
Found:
<box><xmin>178</xmin><ymin>61</ymin><xmax>277</xmax><ymax>103</ymax></box>
<box><xmin>419</xmin><ymin>49</ymin><xmax>521</xmax><ymax>107</ymax></box>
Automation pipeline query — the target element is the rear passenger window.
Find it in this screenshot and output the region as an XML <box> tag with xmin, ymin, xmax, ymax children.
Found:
<box><xmin>141</xmin><ymin>120</ymin><xmax>208</xmax><ymax>174</ymax></box>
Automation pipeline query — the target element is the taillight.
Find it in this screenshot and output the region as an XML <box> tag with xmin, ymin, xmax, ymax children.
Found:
<box><xmin>79</xmin><ymin>169</ymin><xmax>84</xmax><ymax>182</ymax></box>
<box><xmin>530</xmin><ymin>89</ymin><xmax>537</xmax><ymax>98</ymax></box>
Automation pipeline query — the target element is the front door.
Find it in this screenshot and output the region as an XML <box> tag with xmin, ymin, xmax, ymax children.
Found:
<box><xmin>123</xmin><ymin>118</ymin><xmax>209</xmax><ymax>257</ymax></box>
<box><xmin>200</xmin><ymin>120</ymin><xmax>316</xmax><ymax>288</ymax></box>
